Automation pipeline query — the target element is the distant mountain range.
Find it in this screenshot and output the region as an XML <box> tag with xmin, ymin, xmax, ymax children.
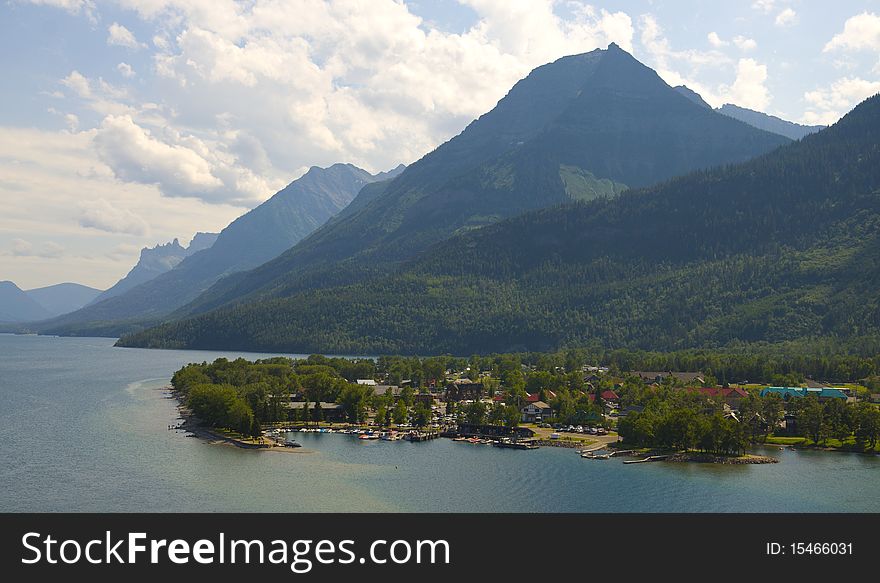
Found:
<box><xmin>0</xmin><ymin>281</ymin><xmax>101</xmax><ymax>323</ymax></box>
<box><xmin>119</xmin><ymin>91</ymin><xmax>880</xmax><ymax>355</ymax></box>
<box><xmin>35</xmin><ymin>163</ymin><xmax>403</xmax><ymax>336</ymax></box>
<box><xmin>673</xmin><ymin>85</ymin><xmax>826</xmax><ymax>140</ymax></box>
<box><xmin>113</xmin><ymin>44</ymin><xmax>819</xmax><ymax>353</ymax></box>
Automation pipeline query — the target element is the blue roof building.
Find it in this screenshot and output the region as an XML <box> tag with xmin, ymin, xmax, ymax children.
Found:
<box><xmin>760</xmin><ymin>387</ymin><xmax>848</xmax><ymax>400</ymax></box>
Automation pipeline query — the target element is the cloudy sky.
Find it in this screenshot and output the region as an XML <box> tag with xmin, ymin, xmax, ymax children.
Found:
<box><xmin>2</xmin><ymin>0</ymin><xmax>880</xmax><ymax>289</ymax></box>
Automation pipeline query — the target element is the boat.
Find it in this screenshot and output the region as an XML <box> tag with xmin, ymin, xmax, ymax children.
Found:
<box><xmin>358</xmin><ymin>433</ymin><xmax>380</xmax><ymax>440</ymax></box>
<box><xmin>283</xmin><ymin>439</ymin><xmax>302</xmax><ymax>448</ymax></box>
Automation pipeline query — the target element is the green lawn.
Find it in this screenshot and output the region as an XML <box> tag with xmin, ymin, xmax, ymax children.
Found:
<box><xmin>765</xmin><ymin>434</ymin><xmax>880</xmax><ymax>452</ymax></box>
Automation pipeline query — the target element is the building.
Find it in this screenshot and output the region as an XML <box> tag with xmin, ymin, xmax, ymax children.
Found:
<box><xmin>444</xmin><ymin>381</ymin><xmax>484</xmax><ymax>402</ymax></box>
<box><xmin>630</xmin><ymin>371</ymin><xmax>705</xmax><ymax>385</ymax></box>
<box><xmin>286</xmin><ymin>401</ymin><xmax>346</xmax><ymax>422</ymax></box>
<box><xmin>456</xmin><ymin>423</ymin><xmax>536</xmax><ymax>440</ymax></box>
<box><xmin>413</xmin><ymin>392</ymin><xmax>436</xmax><ymax>407</ymax></box>
<box><xmin>521</xmin><ymin>401</ymin><xmax>553</xmax><ymax>423</ymax></box>
<box><xmin>372</xmin><ymin>385</ymin><xmax>402</xmax><ymax>398</ymax></box>
<box><xmin>525</xmin><ymin>390</ymin><xmax>556</xmax><ymax>403</ymax></box>
<box><xmin>682</xmin><ymin>386</ymin><xmax>748</xmax><ymax>409</ymax></box>
<box><xmin>356</xmin><ymin>379</ymin><xmax>376</xmax><ymax>386</ymax></box>
<box><xmin>600</xmin><ymin>390</ymin><xmax>620</xmax><ymax>404</ymax></box>
<box><xmin>760</xmin><ymin>387</ymin><xmax>848</xmax><ymax>402</ymax></box>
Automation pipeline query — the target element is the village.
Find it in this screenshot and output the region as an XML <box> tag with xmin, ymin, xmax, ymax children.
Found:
<box><xmin>169</xmin><ymin>354</ymin><xmax>880</xmax><ymax>460</ymax></box>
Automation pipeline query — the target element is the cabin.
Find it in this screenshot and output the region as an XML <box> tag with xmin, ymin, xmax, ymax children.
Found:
<box><xmin>444</xmin><ymin>381</ymin><xmax>484</xmax><ymax>402</ymax></box>
<box><xmin>521</xmin><ymin>401</ymin><xmax>553</xmax><ymax>423</ymax></box>
<box><xmin>356</xmin><ymin>379</ymin><xmax>376</xmax><ymax>386</ymax></box>
<box><xmin>286</xmin><ymin>401</ymin><xmax>346</xmax><ymax>422</ymax></box>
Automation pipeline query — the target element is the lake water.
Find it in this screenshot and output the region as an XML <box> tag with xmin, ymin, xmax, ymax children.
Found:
<box><xmin>2</xmin><ymin>334</ymin><xmax>879</xmax><ymax>512</ymax></box>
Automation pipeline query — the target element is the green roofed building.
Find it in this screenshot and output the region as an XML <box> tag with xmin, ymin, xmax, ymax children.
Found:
<box><xmin>760</xmin><ymin>387</ymin><xmax>848</xmax><ymax>401</ymax></box>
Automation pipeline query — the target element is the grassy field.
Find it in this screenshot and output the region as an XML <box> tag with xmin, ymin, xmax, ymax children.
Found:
<box><xmin>764</xmin><ymin>434</ymin><xmax>880</xmax><ymax>452</ymax></box>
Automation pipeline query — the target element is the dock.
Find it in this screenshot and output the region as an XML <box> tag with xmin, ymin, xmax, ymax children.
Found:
<box><xmin>493</xmin><ymin>439</ymin><xmax>539</xmax><ymax>450</ymax></box>
<box><xmin>623</xmin><ymin>455</ymin><xmax>668</xmax><ymax>464</ymax></box>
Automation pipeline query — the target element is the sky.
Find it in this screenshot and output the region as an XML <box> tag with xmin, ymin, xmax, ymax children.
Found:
<box><xmin>1</xmin><ymin>1</ymin><xmax>880</xmax><ymax>290</ymax></box>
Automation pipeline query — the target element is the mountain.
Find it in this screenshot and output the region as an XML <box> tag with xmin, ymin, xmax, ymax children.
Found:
<box><xmin>717</xmin><ymin>103</ymin><xmax>826</xmax><ymax>140</ymax></box>
<box><xmin>26</xmin><ymin>283</ymin><xmax>102</xmax><ymax>317</ymax></box>
<box><xmin>166</xmin><ymin>43</ymin><xmax>790</xmax><ymax>321</ymax></box>
<box><xmin>90</xmin><ymin>233</ymin><xmax>218</xmax><ymax>305</ymax></box>
<box><xmin>0</xmin><ymin>281</ymin><xmax>52</xmax><ymax>322</ymax></box>
<box><xmin>673</xmin><ymin>85</ymin><xmax>712</xmax><ymax>109</ymax></box>
<box><xmin>119</xmin><ymin>93</ymin><xmax>880</xmax><ymax>355</ymax></box>
<box><xmin>37</xmin><ymin>163</ymin><xmax>400</xmax><ymax>336</ymax></box>
<box><xmin>674</xmin><ymin>86</ymin><xmax>826</xmax><ymax>140</ymax></box>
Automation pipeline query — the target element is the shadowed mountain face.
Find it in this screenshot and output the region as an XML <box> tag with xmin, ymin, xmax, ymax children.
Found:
<box><xmin>166</xmin><ymin>43</ymin><xmax>790</xmax><ymax>320</ymax></box>
<box><xmin>119</xmin><ymin>93</ymin><xmax>880</xmax><ymax>355</ymax></box>
<box><xmin>37</xmin><ymin>163</ymin><xmax>400</xmax><ymax>336</ymax></box>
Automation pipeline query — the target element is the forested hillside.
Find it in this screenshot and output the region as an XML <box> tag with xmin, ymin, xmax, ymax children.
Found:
<box><xmin>118</xmin><ymin>93</ymin><xmax>880</xmax><ymax>355</ymax></box>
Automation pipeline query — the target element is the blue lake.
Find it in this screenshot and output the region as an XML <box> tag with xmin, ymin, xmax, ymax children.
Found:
<box><xmin>2</xmin><ymin>334</ymin><xmax>879</xmax><ymax>512</ymax></box>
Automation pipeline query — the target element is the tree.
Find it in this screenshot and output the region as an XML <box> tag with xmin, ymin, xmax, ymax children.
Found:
<box><xmin>502</xmin><ymin>404</ymin><xmax>521</xmax><ymax>427</ymax></box>
<box><xmin>400</xmin><ymin>386</ymin><xmax>415</xmax><ymax>407</ymax></box>
<box><xmin>798</xmin><ymin>396</ymin><xmax>826</xmax><ymax>444</ymax></box>
<box><xmin>411</xmin><ymin>402</ymin><xmax>431</xmax><ymax>427</ymax></box>
<box><xmin>374</xmin><ymin>405</ymin><xmax>387</xmax><ymax>427</ymax></box>
<box><xmin>854</xmin><ymin>403</ymin><xmax>880</xmax><ymax>450</ymax></box>
<box><xmin>464</xmin><ymin>401</ymin><xmax>487</xmax><ymax>425</ymax></box>
<box><xmin>392</xmin><ymin>400</ymin><xmax>408</xmax><ymax>425</ymax></box>
<box><xmin>761</xmin><ymin>394</ymin><xmax>783</xmax><ymax>440</ymax></box>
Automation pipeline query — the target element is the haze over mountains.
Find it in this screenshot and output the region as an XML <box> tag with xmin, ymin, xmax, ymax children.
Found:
<box><xmin>91</xmin><ymin>233</ymin><xmax>219</xmax><ymax>305</ymax></box>
<box><xmin>0</xmin><ymin>281</ymin><xmax>101</xmax><ymax>323</ymax></box>
<box><xmin>673</xmin><ymin>85</ymin><xmax>826</xmax><ymax>140</ymax></box>
<box><xmin>35</xmin><ymin>163</ymin><xmax>402</xmax><ymax>336</ymax></box>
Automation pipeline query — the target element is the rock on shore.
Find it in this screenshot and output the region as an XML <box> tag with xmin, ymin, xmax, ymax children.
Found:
<box><xmin>665</xmin><ymin>453</ymin><xmax>779</xmax><ymax>464</ymax></box>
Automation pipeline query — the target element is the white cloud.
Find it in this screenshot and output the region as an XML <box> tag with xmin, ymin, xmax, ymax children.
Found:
<box><xmin>60</xmin><ymin>70</ymin><xmax>91</xmax><ymax>98</ymax></box>
<box><xmin>733</xmin><ymin>36</ymin><xmax>757</xmax><ymax>52</ymax></box>
<box><xmin>801</xmin><ymin>76</ymin><xmax>880</xmax><ymax>124</ymax></box>
<box><xmin>707</xmin><ymin>32</ymin><xmax>728</xmax><ymax>48</ymax></box>
<box><xmin>78</xmin><ymin>199</ymin><xmax>150</xmax><ymax>236</ymax></box>
<box><xmin>7</xmin><ymin>238</ymin><xmax>64</xmax><ymax>259</ymax></box>
<box><xmin>23</xmin><ymin>0</ymin><xmax>94</xmax><ymax>17</ymax></box>
<box><xmin>107</xmin><ymin>22</ymin><xmax>144</xmax><ymax>49</ymax></box>
<box><xmin>721</xmin><ymin>58</ymin><xmax>771</xmax><ymax>110</ymax></box>
<box><xmin>117</xmin><ymin>62</ymin><xmax>135</xmax><ymax>78</ymax></box>
<box><xmin>93</xmin><ymin>114</ymin><xmax>222</xmax><ymax>197</ymax></box>
<box><xmin>824</xmin><ymin>12</ymin><xmax>880</xmax><ymax>52</ymax></box>
<box><xmin>0</xmin><ymin>126</ymin><xmax>247</xmax><ymax>288</ymax></box>
<box><xmin>10</xmin><ymin>238</ymin><xmax>34</xmax><ymax>257</ymax></box>
<box><xmin>775</xmin><ymin>8</ymin><xmax>797</xmax><ymax>28</ymax></box>
<box><xmin>752</xmin><ymin>0</ymin><xmax>776</xmax><ymax>14</ymax></box>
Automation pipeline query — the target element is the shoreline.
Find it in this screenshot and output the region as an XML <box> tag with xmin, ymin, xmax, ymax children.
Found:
<box><xmin>162</xmin><ymin>386</ymin><xmax>312</xmax><ymax>454</ymax></box>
